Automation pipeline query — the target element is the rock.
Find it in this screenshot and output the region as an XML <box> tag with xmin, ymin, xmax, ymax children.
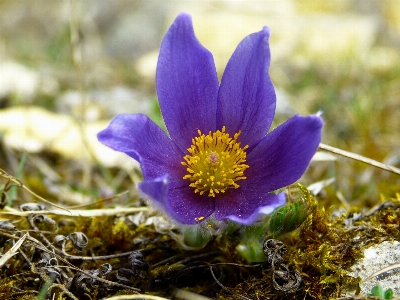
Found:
<box><xmin>347</xmin><ymin>241</ymin><xmax>400</xmax><ymax>297</ymax></box>
<box><xmin>0</xmin><ymin>106</ymin><xmax>137</xmax><ymax>170</ymax></box>
<box><xmin>0</xmin><ymin>62</ymin><xmax>39</xmax><ymax>101</ymax></box>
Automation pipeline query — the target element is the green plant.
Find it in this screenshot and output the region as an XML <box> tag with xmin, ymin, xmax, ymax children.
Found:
<box><xmin>368</xmin><ymin>285</ymin><xmax>393</xmax><ymax>299</ymax></box>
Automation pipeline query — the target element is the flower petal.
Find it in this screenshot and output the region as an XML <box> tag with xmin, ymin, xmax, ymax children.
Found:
<box><xmin>97</xmin><ymin>114</ymin><xmax>184</xmax><ymax>180</ymax></box>
<box><xmin>245</xmin><ymin>114</ymin><xmax>323</xmax><ymax>192</ymax></box>
<box><xmin>138</xmin><ymin>175</ymin><xmax>169</xmax><ymax>206</ymax></box>
<box><xmin>156</xmin><ymin>13</ymin><xmax>219</xmax><ymax>151</ymax></box>
<box><xmin>166</xmin><ymin>186</ymin><xmax>215</xmax><ymax>224</ymax></box>
<box><xmin>139</xmin><ymin>176</ymin><xmax>215</xmax><ymax>225</ymax></box>
<box><xmin>223</xmin><ymin>193</ymin><xmax>286</xmax><ymax>225</ymax></box>
<box><xmin>217</xmin><ymin>27</ymin><xmax>275</xmax><ymax>148</ymax></box>
<box><xmin>214</xmin><ymin>114</ymin><xmax>321</xmax><ymax>223</ymax></box>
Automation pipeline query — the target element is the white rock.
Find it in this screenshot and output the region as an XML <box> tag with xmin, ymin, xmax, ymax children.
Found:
<box><xmin>348</xmin><ymin>241</ymin><xmax>400</xmax><ymax>297</ymax></box>
<box><xmin>0</xmin><ymin>106</ymin><xmax>137</xmax><ymax>170</ymax></box>
<box><xmin>0</xmin><ymin>62</ymin><xmax>39</xmax><ymax>100</ymax></box>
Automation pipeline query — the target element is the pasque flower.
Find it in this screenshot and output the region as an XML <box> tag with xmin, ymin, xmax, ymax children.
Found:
<box><xmin>98</xmin><ymin>13</ymin><xmax>323</xmax><ymax>225</ymax></box>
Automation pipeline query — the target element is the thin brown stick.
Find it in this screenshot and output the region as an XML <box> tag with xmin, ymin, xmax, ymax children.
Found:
<box><xmin>0</xmin><ymin>168</ymin><xmax>70</xmax><ymax>212</ymax></box>
<box><xmin>48</xmin><ymin>284</ymin><xmax>79</xmax><ymax>300</ymax></box>
<box><xmin>1</xmin><ymin>206</ymin><xmax>148</xmax><ymax>217</ymax></box>
<box><xmin>0</xmin><ymin>230</ymin><xmax>140</xmax><ymax>292</ymax></box>
<box><xmin>66</xmin><ymin>190</ymin><xmax>129</xmax><ymax>209</ymax></box>
<box><xmin>105</xmin><ymin>295</ymin><xmax>169</xmax><ymax>300</ymax></box>
<box><xmin>318</xmin><ymin>143</ymin><xmax>400</xmax><ymax>176</ymax></box>
<box><xmin>209</xmin><ymin>266</ymin><xmax>252</xmax><ymax>300</ymax></box>
<box><xmin>364</xmin><ymin>263</ymin><xmax>400</xmax><ymax>282</ymax></box>
<box><xmin>0</xmin><ymin>233</ymin><xmax>28</xmax><ymax>267</ymax></box>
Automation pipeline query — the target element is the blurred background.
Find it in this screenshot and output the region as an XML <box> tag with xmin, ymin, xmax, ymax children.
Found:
<box><xmin>0</xmin><ymin>0</ymin><xmax>399</xmax><ymax>208</ymax></box>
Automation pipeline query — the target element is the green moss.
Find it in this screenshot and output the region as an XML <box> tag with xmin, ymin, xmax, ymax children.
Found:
<box><xmin>220</xmin><ymin>190</ymin><xmax>400</xmax><ymax>299</ymax></box>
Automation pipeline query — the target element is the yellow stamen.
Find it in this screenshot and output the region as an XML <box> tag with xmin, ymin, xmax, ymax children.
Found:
<box><xmin>181</xmin><ymin>126</ymin><xmax>249</xmax><ymax>197</ymax></box>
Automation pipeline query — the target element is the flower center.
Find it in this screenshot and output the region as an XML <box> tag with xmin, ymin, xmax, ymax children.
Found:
<box><xmin>181</xmin><ymin>126</ymin><xmax>249</xmax><ymax>197</ymax></box>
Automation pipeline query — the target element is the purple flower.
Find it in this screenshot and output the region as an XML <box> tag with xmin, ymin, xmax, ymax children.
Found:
<box><xmin>98</xmin><ymin>13</ymin><xmax>323</xmax><ymax>225</ymax></box>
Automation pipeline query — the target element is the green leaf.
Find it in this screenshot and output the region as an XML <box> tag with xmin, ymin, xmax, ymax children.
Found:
<box><xmin>370</xmin><ymin>285</ymin><xmax>384</xmax><ymax>298</ymax></box>
<box><xmin>384</xmin><ymin>288</ymin><xmax>393</xmax><ymax>299</ymax></box>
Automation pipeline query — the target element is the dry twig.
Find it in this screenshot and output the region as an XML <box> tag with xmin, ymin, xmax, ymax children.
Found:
<box><xmin>0</xmin><ymin>233</ymin><xmax>27</xmax><ymax>267</ymax></box>
<box><xmin>319</xmin><ymin>143</ymin><xmax>400</xmax><ymax>176</ymax></box>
